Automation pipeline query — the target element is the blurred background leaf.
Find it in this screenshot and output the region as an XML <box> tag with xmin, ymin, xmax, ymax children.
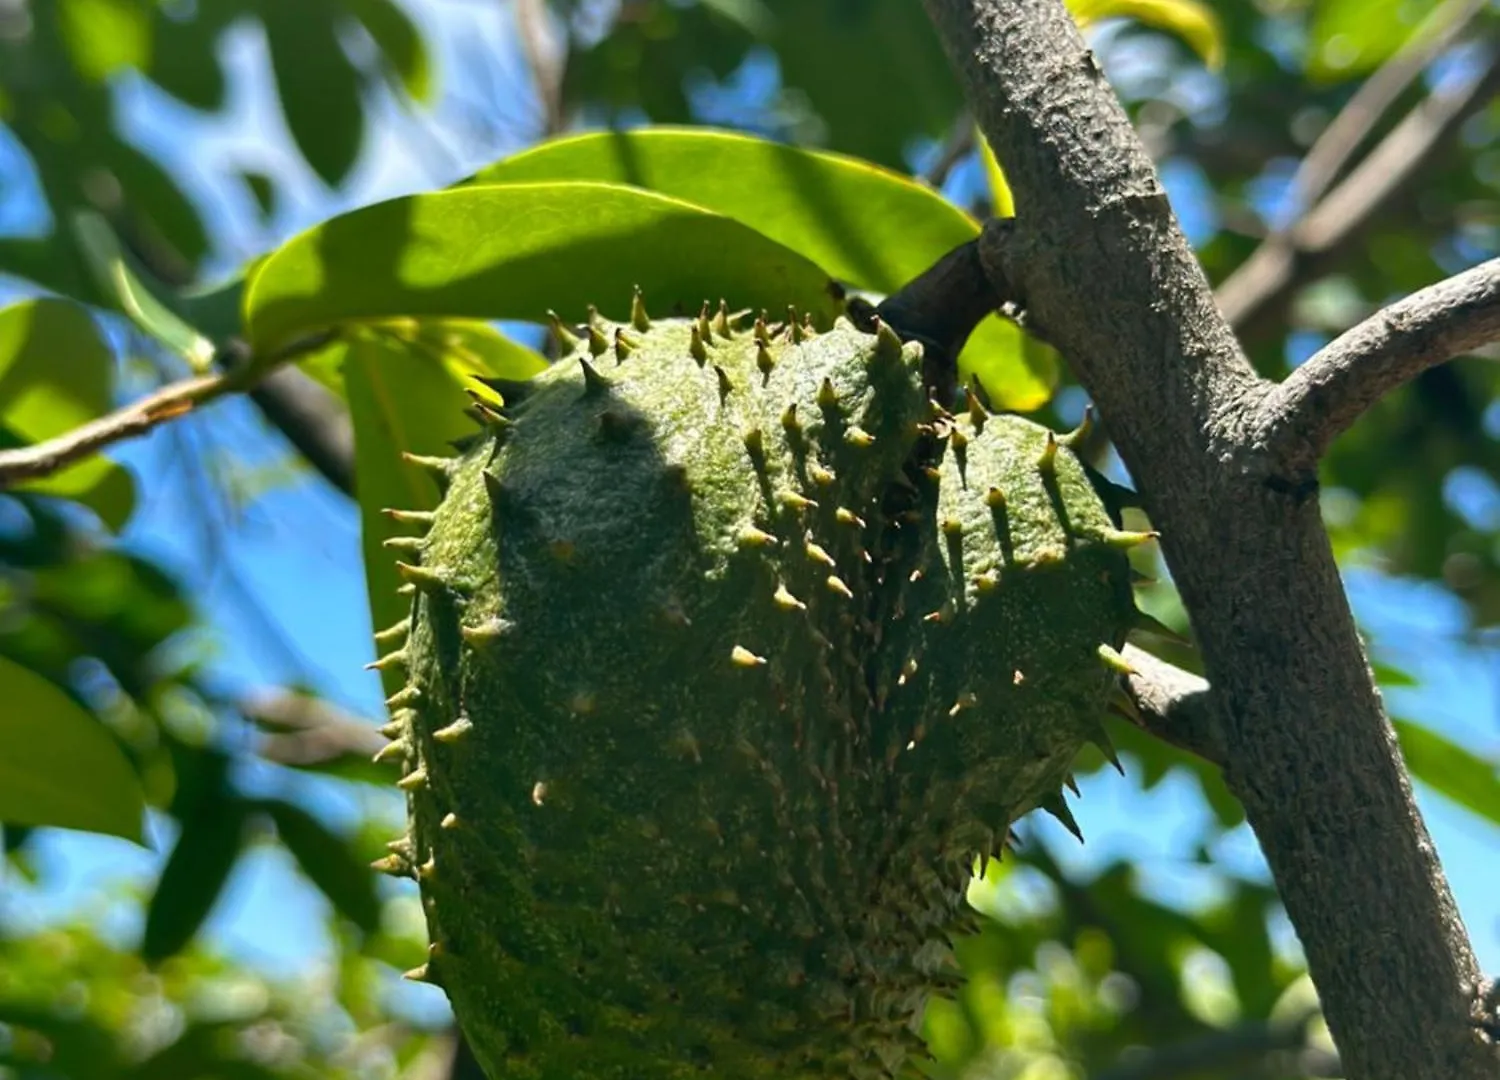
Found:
<box><xmin>1</xmin><ymin>0</ymin><xmax>1499</xmax><ymax>1077</ymax></box>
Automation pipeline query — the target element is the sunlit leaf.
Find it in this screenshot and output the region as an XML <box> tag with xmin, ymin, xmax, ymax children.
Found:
<box><xmin>299</xmin><ymin>319</ymin><xmax>546</xmax><ymax>399</ymax></box>
<box><xmin>57</xmin><ymin>0</ymin><xmax>152</xmax><ymax>82</ymax></box>
<box><xmin>72</xmin><ymin>212</ymin><xmax>215</xmax><ymax>368</ymax></box>
<box><xmin>0</xmin><ymin>299</ymin><xmax>136</xmax><ymax>530</ymax></box>
<box><xmin>262</xmin><ymin>798</ymin><xmax>380</xmax><ymax>933</ymax></box>
<box><xmin>142</xmin><ymin>793</ymin><xmax>249</xmax><ymax>963</ymax></box>
<box><xmin>475</xmin><ymin>128</ymin><xmax>975</xmax><ymax>295</ymax></box>
<box><xmin>243</xmin><ymin>181</ymin><xmax>841</xmax><ymax>352</ymax></box>
<box><xmin>1395</xmin><ymin>718</ymin><xmax>1500</xmax><ymax>828</ymax></box>
<box><xmin>976</xmin><ymin>132</ymin><xmax>1016</xmax><ymax>219</ymax></box>
<box><xmin>0</xmin><ymin>654</ymin><xmax>144</xmax><ymax>842</ymax></box>
<box><xmin>1070</xmin><ymin>0</ymin><xmax>1225</xmax><ymax>68</ymax></box>
<box><xmin>474</xmin><ymin>130</ymin><xmax>1055</xmax><ymax>408</ymax></box>
<box><xmin>1308</xmin><ymin>0</ymin><xmax>1440</xmax><ymax>80</ymax></box>
<box><xmin>333</xmin><ymin>329</ymin><xmax>542</xmax><ymax>685</ymax></box>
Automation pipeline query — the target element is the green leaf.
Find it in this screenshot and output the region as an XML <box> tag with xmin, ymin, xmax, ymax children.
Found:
<box><xmin>72</xmin><ymin>212</ymin><xmax>215</xmax><ymax>369</ymax></box>
<box><xmin>241</xmin><ymin>171</ymin><xmax>277</xmax><ymax>220</ymax></box>
<box><xmin>1308</xmin><ymin>0</ymin><xmax>1440</xmax><ymax>80</ymax></box>
<box><xmin>180</xmin><ymin>272</ymin><xmax>251</xmax><ymax>344</ymax></box>
<box><xmin>473</xmin><ymin>130</ymin><xmax>1055</xmax><ymax>409</ymax></box>
<box><xmin>146</xmin><ymin>8</ymin><xmax>228</xmax><ymax>110</ymax></box>
<box><xmin>1395</xmin><ymin>719</ymin><xmax>1500</xmax><ymax>828</ymax></box>
<box><xmin>262</xmin><ymin>0</ymin><xmax>366</xmax><ymax>186</ymax></box>
<box><xmin>976</xmin><ymin>131</ymin><xmax>1016</xmax><ymax>219</ymax></box>
<box><xmin>1069</xmin><ymin>0</ymin><xmax>1225</xmax><ymax>68</ymax></box>
<box><xmin>341</xmin><ymin>0</ymin><xmax>433</xmax><ymax>101</ymax></box>
<box><xmin>0</xmin><ymin>299</ymin><xmax>136</xmax><ymax>530</ymax></box>
<box><xmin>104</xmin><ymin>139</ymin><xmax>211</xmax><ymax>268</ymax></box>
<box><xmin>761</xmin><ymin>0</ymin><xmax>960</xmax><ymax>168</ymax></box>
<box><xmin>0</xmin><ymin>655</ymin><xmax>145</xmax><ymax>842</ymax></box>
<box><xmin>57</xmin><ymin>0</ymin><xmax>152</xmax><ymax>82</ymax></box>
<box><xmin>335</xmin><ymin>329</ymin><xmax>538</xmax><ymax>673</ymax></box>
<box><xmin>142</xmin><ymin>793</ymin><xmax>249</xmax><ymax>963</ymax></box>
<box><xmin>299</xmin><ymin>319</ymin><xmax>547</xmax><ymax>399</ymax></box>
<box><xmin>261</xmin><ymin>798</ymin><xmax>380</xmax><ymax>933</ymax></box>
<box><xmin>243</xmin><ymin>181</ymin><xmax>841</xmax><ymax>352</ymax></box>
<box><xmin>475</xmin><ymin>128</ymin><xmax>976</xmax><ymax>296</ymax></box>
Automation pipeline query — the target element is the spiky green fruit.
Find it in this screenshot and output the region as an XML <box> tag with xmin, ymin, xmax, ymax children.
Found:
<box><xmin>381</xmin><ymin>303</ymin><xmax>1136</xmax><ymax>1079</ymax></box>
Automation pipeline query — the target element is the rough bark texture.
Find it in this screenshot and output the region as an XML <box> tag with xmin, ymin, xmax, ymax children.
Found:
<box><xmin>918</xmin><ymin>2</ymin><xmax>1498</xmax><ymax>1079</ymax></box>
<box><xmin>1258</xmin><ymin>256</ymin><xmax>1500</xmax><ymax>472</ymax></box>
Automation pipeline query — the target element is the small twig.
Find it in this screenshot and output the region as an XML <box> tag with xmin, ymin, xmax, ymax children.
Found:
<box><xmin>1217</xmin><ymin>46</ymin><xmax>1500</xmax><ymax>336</ymax></box>
<box><xmin>1288</xmin><ymin>0</ymin><xmax>1487</xmax><ymax>213</ymax></box>
<box><xmin>515</xmin><ymin>0</ymin><xmax>565</xmax><ymax>136</ymax></box>
<box><xmin>243</xmin><ymin>691</ymin><xmax>387</xmax><ymax>769</ymax></box>
<box><xmin>0</xmin><ymin>331</ymin><xmax>338</xmax><ymax>490</ymax></box>
<box><xmin>247</xmin><ymin>367</ymin><xmax>356</xmax><ymax>494</ymax></box>
<box><xmin>1119</xmin><ymin>644</ymin><xmax>1225</xmax><ymax>767</ymax></box>
<box><xmin>1258</xmin><ymin>257</ymin><xmax>1500</xmax><ymax>471</ymax></box>
<box><xmin>925</xmin><ymin>113</ymin><xmax>976</xmax><ymax>189</ymax></box>
<box><xmin>874</xmin><ymin>234</ymin><xmax>1017</xmax><ymax>402</ymax></box>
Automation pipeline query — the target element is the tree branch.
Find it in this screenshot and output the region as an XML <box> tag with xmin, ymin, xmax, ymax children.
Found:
<box><xmin>924</xmin><ymin>113</ymin><xmax>977</xmax><ymax>189</ymax></box>
<box><xmin>1258</xmin><ymin>257</ymin><xmax>1500</xmax><ymax>471</ymax></box>
<box><xmin>919</xmin><ymin>2</ymin><xmax>1496</xmax><ymax>1078</ymax></box>
<box><xmin>247</xmin><ymin>366</ymin><xmax>356</xmax><ymax>494</ymax></box>
<box><xmin>1118</xmin><ymin>644</ymin><xmax>1224</xmax><ymax>767</ymax></box>
<box><xmin>1216</xmin><ymin>42</ymin><xmax>1500</xmax><ymax>337</ymax></box>
<box><xmin>1093</xmin><ymin>1007</ymin><xmax>1333</xmax><ymax>1080</ymax></box>
<box><xmin>0</xmin><ymin>332</ymin><xmax>338</xmax><ymax>491</ymax></box>
<box><xmin>1285</xmin><ymin>0</ymin><xmax>1487</xmax><ymax>216</ymax></box>
<box><xmin>516</xmin><ymin>0</ymin><xmax>565</xmax><ymax>136</ymax></box>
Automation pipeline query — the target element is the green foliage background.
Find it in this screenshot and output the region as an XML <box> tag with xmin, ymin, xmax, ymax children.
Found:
<box><xmin>0</xmin><ymin>0</ymin><xmax>1497</xmax><ymax>1077</ymax></box>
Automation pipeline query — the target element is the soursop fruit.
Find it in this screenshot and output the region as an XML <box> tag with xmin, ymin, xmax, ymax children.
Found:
<box><xmin>372</xmin><ymin>294</ymin><xmax>1143</xmax><ymax>1080</ymax></box>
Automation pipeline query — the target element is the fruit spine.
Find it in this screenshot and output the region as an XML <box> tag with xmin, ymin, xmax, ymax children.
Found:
<box><xmin>372</xmin><ymin>293</ymin><xmax>1141</xmax><ymax>1079</ymax></box>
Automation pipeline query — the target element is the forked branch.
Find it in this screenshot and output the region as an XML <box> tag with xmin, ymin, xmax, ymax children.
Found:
<box><xmin>1258</xmin><ymin>257</ymin><xmax>1500</xmax><ymax>471</ymax></box>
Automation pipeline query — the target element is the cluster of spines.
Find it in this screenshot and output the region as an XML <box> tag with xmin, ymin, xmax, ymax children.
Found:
<box><xmin>367</xmin><ymin>487</ymin><xmax>490</xmax><ymax>988</ymax></box>
<box><xmin>368</xmin><ymin>291</ymin><xmax>1163</xmax><ymax>1039</ymax></box>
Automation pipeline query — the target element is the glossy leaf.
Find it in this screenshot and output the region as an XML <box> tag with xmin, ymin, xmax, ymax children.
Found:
<box><xmin>0</xmin><ymin>299</ymin><xmax>135</xmax><ymax>530</ymax></box>
<box><xmin>142</xmin><ymin>793</ymin><xmax>249</xmax><ymax>963</ymax></box>
<box><xmin>475</xmin><ymin>128</ymin><xmax>978</xmax><ymax>294</ymax></box>
<box><xmin>243</xmin><ymin>181</ymin><xmax>841</xmax><ymax>351</ymax></box>
<box><xmin>72</xmin><ymin>212</ymin><xmax>215</xmax><ymax>368</ymax></box>
<box><xmin>262</xmin><ymin>798</ymin><xmax>380</xmax><ymax>933</ymax></box>
<box><xmin>1070</xmin><ymin>0</ymin><xmax>1225</xmax><ymax>68</ymax></box>
<box><xmin>1395</xmin><ymin>718</ymin><xmax>1500</xmax><ymax>827</ymax></box>
<box><xmin>0</xmin><ymin>654</ymin><xmax>145</xmax><ymax>842</ymax></box>
<box><xmin>298</xmin><ymin>319</ymin><xmax>546</xmax><ymax>399</ymax></box>
<box><xmin>474</xmin><ymin>131</ymin><xmax>1055</xmax><ymax>408</ymax></box>
<box><xmin>976</xmin><ymin>131</ymin><xmax>1016</xmax><ymax>219</ymax></box>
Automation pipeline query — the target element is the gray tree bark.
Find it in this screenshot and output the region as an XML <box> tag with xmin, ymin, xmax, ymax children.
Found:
<box><xmin>917</xmin><ymin>2</ymin><xmax>1499</xmax><ymax>1079</ymax></box>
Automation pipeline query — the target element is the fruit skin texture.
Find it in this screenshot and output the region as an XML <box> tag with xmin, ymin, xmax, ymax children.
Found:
<box><xmin>377</xmin><ymin>305</ymin><xmax>1136</xmax><ymax>1080</ymax></box>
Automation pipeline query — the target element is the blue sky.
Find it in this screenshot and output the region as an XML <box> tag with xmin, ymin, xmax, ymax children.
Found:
<box><xmin>3</xmin><ymin>0</ymin><xmax>1497</xmax><ymax>1030</ymax></box>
